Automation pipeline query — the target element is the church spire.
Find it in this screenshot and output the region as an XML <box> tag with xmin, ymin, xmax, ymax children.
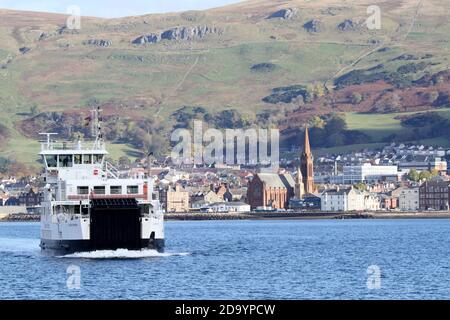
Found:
<box><xmin>303</xmin><ymin>125</ymin><xmax>311</xmax><ymax>156</ymax></box>
<box><xmin>300</xmin><ymin>125</ymin><xmax>315</xmax><ymax>194</ymax></box>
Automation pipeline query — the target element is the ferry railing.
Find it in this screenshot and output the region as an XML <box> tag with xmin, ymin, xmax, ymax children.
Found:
<box><xmin>105</xmin><ymin>161</ymin><xmax>120</xmax><ymax>179</ymax></box>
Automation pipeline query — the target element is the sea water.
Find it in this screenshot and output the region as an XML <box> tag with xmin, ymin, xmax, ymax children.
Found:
<box><xmin>0</xmin><ymin>219</ymin><xmax>449</xmax><ymax>299</ymax></box>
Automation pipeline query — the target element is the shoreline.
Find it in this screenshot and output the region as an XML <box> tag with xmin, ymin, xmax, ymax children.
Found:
<box><xmin>3</xmin><ymin>211</ymin><xmax>450</xmax><ymax>222</ymax></box>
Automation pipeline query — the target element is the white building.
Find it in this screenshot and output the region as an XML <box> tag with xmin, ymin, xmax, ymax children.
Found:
<box><xmin>343</xmin><ymin>163</ymin><xmax>399</xmax><ymax>184</ymax></box>
<box><xmin>321</xmin><ymin>187</ymin><xmax>365</xmax><ymax>212</ymax></box>
<box><xmin>397</xmin><ymin>187</ymin><xmax>420</xmax><ymax>211</ymax></box>
<box><xmin>200</xmin><ymin>202</ymin><xmax>251</xmax><ymax>213</ymax></box>
<box><xmin>364</xmin><ymin>193</ymin><xmax>381</xmax><ymax>211</ymax></box>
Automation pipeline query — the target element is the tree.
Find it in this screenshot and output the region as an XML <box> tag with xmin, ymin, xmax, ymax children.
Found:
<box><xmin>419</xmin><ymin>170</ymin><xmax>432</xmax><ymax>181</ymax></box>
<box><xmin>30</xmin><ymin>104</ymin><xmax>39</xmax><ymax>116</ymax></box>
<box><xmin>430</xmin><ymin>169</ymin><xmax>440</xmax><ymax>178</ymax></box>
<box><xmin>325</xmin><ymin>115</ymin><xmax>347</xmax><ymax>135</ymax></box>
<box><xmin>353</xmin><ymin>182</ymin><xmax>367</xmax><ymax>191</ymax></box>
<box><xmin>350</xmin><ymin>93</ymin><xmax>363</xmax><ymax>105</ymax></box>
<box><xmin>314</xmin><ymin>83</ymin><xmax>326</xmax><ymax>99</ymax></box>
<box><xmin>408</xmin><ymin>169</ymin><xmax>420</xmax><ymax>182</ymax></box>
<box><xmin>308</xmin><ymin>116</ymin><xmax>325</xmax><ymax>129</ymax></box>
<box><xmin>426</xmin><ymin>91</ymin><xmax>439</xmax><ymax>105</ymax></box>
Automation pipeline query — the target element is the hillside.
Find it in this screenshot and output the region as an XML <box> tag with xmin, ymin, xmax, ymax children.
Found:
<box><xmin>1</xmin><ymin>0</ymin><xmax>450</xmax><ymax>171</ymax></box>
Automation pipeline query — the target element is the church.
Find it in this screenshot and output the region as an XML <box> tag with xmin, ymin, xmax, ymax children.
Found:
<box><xmin>247</xmin><ymin>126</ymin><xmax>315</xmax><ymax>210</ymax></box>
<box><xmin>295</xmin><ymin>125</ymin><xmax>315</xmax><ymax>199</ymax></box>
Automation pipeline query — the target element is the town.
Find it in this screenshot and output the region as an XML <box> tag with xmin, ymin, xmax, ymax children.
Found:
<box><xmin>1</xmin><ymin>126</ymin><xmax>450</xmax><ymax>220</ymax></box>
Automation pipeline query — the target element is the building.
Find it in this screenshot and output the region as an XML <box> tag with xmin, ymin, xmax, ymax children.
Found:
<box><xmin>18</xmin><ymin>188</ymin><xmax>44</xmax><ymax>207</ymax></box>
<box><xmin>289</xmin><ymin>195</ymin><xmax>321</xmax><ymax>210</ymax></box>
<box><xmin>300</xmin><ymin>126</ymin><xmax>315</xmax><ymax>194</ymax></box>
<box><xmin>320</xmin><ymin>187</ymin><xmax>365</xmax><ymax>212</ymax></box>
<box><xmin>294</xmin><ymin>167</ymin><xmax>305</xmax><ymax>199</ymax></box>
<box><xmin>200</xmin><ymin>202</ymin><xmax>251</xmax><ymax>213</ymax></box>
<box><xmin>213</xmin><ymin>183</ymin><xmax>233</xmax><ymax>202</ymax></box>
<box><xmin>343</xmin><ymin>163</ymin><xmax>399</xmax><ymax>184</ymax></box>
<box><xmin>395</xmin><ymin>187</ymin><xmax>419</xmax><ymax>211</ymax></box>
<box><xmin>364</xmin><ymin>193</ymin><xmax>381</xmax><ymax>211</ymax></box>
<box><xmin>379</xmin><ymin>194</ymin><xmax>398</xmax><ymax>210</ymax></box>
<box><xmin>247</xmin><ymin>173</ymin><xmax>295</xmax><ymax>210</ymax></box>
<box><xmin>160</xmin><ymin>184</ymin><xmax>190</xmax><ymax>213</ymax></box>
<box><xmin>419</xmin><ymin>179</ymin><xmax>450</xmax><ymax>211</ymax></box>
<box><xmin>398</xmin><ymin>156</ymin><xmax>447</xmax><ymax>172</ymax></box>
<box><xmin>0</xmin><ymin>189</ymin><xmax>8</xmax><ymax>206</ymax></box>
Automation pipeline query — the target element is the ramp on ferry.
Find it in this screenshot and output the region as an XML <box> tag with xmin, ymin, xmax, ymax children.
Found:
<box><xmin>90</xmin><ymin>198</ymin><xmax>141</xmax><ymax>250</ymax></box>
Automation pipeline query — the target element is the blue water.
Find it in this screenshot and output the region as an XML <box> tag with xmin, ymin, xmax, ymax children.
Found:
<box><xmin>0</xmin><ymin>219</ymin><xmax>449</xmax><ymax>300</ymax></box>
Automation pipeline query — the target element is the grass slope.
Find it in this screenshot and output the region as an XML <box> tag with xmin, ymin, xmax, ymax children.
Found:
<box><xmin>1</xmin><ymin>0</ymin><xmax>450</xmax><ymax>166</ymax></box>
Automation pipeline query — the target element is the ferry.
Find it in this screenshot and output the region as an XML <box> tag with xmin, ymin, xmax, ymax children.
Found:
<box><xmin>39</xmin><ymin>108</ymin><xmax>164</xmax><ymax>255</ymax></box>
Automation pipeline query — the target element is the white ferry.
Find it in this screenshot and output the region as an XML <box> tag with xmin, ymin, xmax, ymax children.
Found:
<box><xmin>39</xmin><ymin>109</ymin><xmax>164</xmax><ymax>255</ymax></box>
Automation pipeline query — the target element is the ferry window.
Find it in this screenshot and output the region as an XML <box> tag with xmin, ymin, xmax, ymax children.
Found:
<box><xmin>77</xmin><ymin>187</ymin><xmax>89</xmax><ymax>195</ymax></box>
<box><xmin>127</xmin><ymin>186</ymin><xmax>139</xmax><ymax>194</ymax></box>
<box><xmin>45</xmin><ymin>155</ymin><xmax>57</xmax><ymax>168</ymax></box>
<box><xmin>110</xmin><ymin>186</ymin><xmax>122</xmax><ymax>195</ymax></box>
<box><xmin>59</xmin><ymin>155</ymin><xmax>73</xmax><ymax>167</ymax></box>
<box><xmin>83</xmin><ymin>154</ymin><xmax>92</xmax><ymax>164</ymax></box>
<box><xmin>93</xmin><ymin>154</ymin><xmax>103</xmax><ymax>164</ymax></box>
<box><xmin>74</xmin><ymin>154</ymin><xmax>82</xmax><ymax>165</ymax></box>
<box><xmin>93</xmin><ymin>186</ymin><xmax>106</xmax><ymax>195</ymax></box>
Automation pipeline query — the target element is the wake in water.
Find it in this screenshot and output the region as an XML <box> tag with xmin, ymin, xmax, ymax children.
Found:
<box><xmin>59</xmin><ymin>249</ymin><xmax>190</xmax><ymax>259</ymax></box>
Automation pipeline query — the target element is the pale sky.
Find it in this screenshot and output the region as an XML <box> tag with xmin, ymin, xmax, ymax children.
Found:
<box><xmin>0</xmin><ymin>0</ymin><xmax>243</xmax><ymax>18</ymax></box>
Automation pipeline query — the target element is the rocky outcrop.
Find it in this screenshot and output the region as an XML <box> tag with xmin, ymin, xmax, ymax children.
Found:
<box><xmin>132</xmin><ymin>34</ymin><xmax>160</xmax><ymax>44</ymax></box>
<box><xmin>337</xmin><ymin>19</ymin><xmax>358</xmax><ymax>31</ymax></box>
<box><xmin>267</xmin><ymin>8</ymin><xmax>298</xmax><ymax>20</ymax></box>
<box><xmin>250</xmin><ymin>63</ymin><xmax>277</xmax><ymax>73</ymax></box>
<box><xmin>83</xmin><ymin>39</ymin><xmax>112</xmax><ymax>47</ymax></box>
<box><xmin>38</xmin><ymin>32</ymin><xmax>50</xmax><ymax>41</ymax></box>
<box><xmin>132</xmin><ymin>26</ymin><xmax>222</xmax><ymax>45</ymax></box>
<box><xmin>303</xmin><ymin>19</ymin><xmax>322</xmax><ymax>33</ymax></box>
<box><xmin>161</xmin><ymin>26</ymin><xmax>222</xmax><ymax>41</ymax></box>
<box><xmin>19</xmin><ymin>47</ymin><xmax>31</xmax><ymax>54</ymax></box>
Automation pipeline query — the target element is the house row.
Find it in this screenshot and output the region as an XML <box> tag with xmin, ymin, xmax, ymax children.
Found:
<box><xmin>320</xmin><ymin>186</ymin><xmax>420</xmax><ymax>212</ymax></box>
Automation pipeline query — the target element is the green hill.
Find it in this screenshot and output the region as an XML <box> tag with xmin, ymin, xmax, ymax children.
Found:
<box><xmin>1</xmin><ymin>0</ymin><xmax>450</xmax><ymax>172</ymax></box>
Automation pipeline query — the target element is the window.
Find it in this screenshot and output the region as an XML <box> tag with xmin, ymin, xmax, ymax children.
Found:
<box><xmin>59</xmin><ymin>155</ymin><xmax>73</xmax><ymax>167</ymax></box>
<box><xmin>93</xmin><ymin>186</ymin><xmax>106</xmax><ymax>195</ymax></box>
<box><xmin>45</xmin><ymin>155</ymin><xmax>57</xmax><ymax>168</ymax></box>
<box><xmin>127</xmin><ymin>186</ymin><xmax>139</xmax><ymax>194</ymax></box>
<box><xmin>74</xmin><ymin>154</ymin><xmax>82</xmax><ymax>165</ymax></box>
<box><xmin>83</xmin><ymin>154</ymin><xmax>92</xmax><ymax>164</ymax></box>
<box><xmin>93</xmin><ymin>154</ymin><xmax>103</xmax><ymax>164</ymax></box>
<box><xmin>77</xmin><ymin>187</ymin><xmax>89</xmax><ymax>195</ymax></box>
<box><xmin>110</xmin><ymin>186</ymin><xmax>122</xmax><ymax>195</ymax></box>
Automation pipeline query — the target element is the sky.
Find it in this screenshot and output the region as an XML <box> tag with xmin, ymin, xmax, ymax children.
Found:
<box><xmin>0</xmin><ymin>0</ymin><xmax>243</xmax><ymax>18</ymax></box>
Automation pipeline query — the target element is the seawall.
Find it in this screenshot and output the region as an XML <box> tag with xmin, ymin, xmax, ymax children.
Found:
<box><xmin>2</xmin><ymin>211</ymin><xmax>450</xmax><ymax>222</ymax></box>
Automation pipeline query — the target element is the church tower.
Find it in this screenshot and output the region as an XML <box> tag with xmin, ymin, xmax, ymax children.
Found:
<box><xmin>294</xmin><ymin>166</ymin><xmax>305</xmax><ymax>199</ymax></box>
<box><xmin>300</xmin><ymin>125</ymin><xmax>314</xmax><ymax>194</ymax></box>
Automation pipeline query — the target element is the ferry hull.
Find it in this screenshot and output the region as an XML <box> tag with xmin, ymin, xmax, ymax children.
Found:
<box><xmin>40</xmin><ymin>238</ymin><xmax>165</xmax><ymax>255</ymax></box>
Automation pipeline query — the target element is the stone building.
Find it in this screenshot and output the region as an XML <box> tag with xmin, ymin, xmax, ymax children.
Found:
<box><xmin>419</xmin><ymin>179</ymin><xmax>450</xmax><ymax>211</ymax></box>
<box><xmin>396</xmin><ymin>187</ymin><xmax>420</xmax><ymax>211</ymax></box>
<box><xmin>160</xmin><ymin>184</ymin><xmax>190</xmax><ymax>213</ymax></box>
<box><xmin>247</xmin><ymin>173</ymin><xmax>295</xmax><ymax>210</ymax></box>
